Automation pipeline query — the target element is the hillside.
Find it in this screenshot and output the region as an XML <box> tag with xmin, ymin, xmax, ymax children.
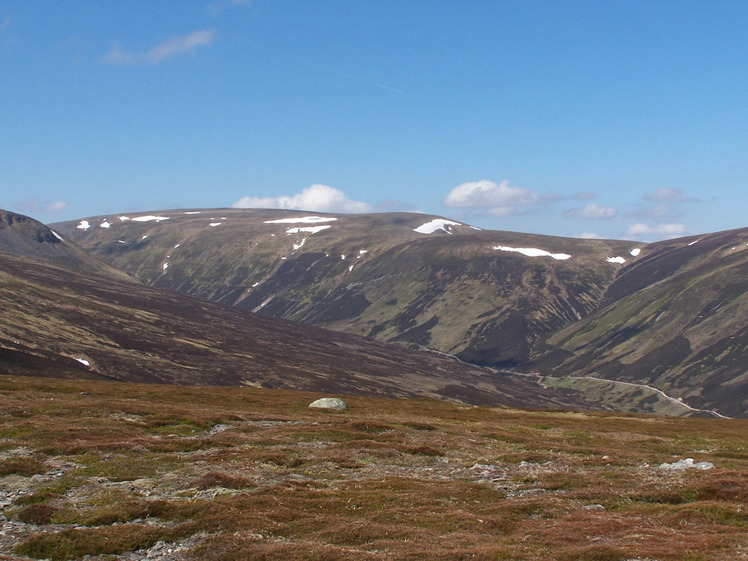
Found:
<box><xmin>53</xmin><ymin>209</ymin><xmax>635</xmax><ymax>368</ymax></box>
<box><xmin>0</xmin><ymin>210</ymin><xmax>131</xmax><ymax>281</ymax></box>
<box><xmin>529</xmin><ymin>227</ymin><xmax>748</xmax><ymax>418</ymax></box>
<box><xmin>0</xmin><ymin>247</ymin><xmax>595</xmax><ymax>411</ymax></box>
<box><xmin>1</xmin><ymin>376</ymin><xmax>746</xmax><ymax>561</ymax></box>
<box><xmin>53</xmin><ymin>209</ymin><xmax>748</xmax><ymax>418</ymax></box>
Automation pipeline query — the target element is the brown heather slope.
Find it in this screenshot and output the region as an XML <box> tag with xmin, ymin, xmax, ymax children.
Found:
<box><xmin>0</xmin><ymin>210</ymin><xmax>132</xmax><ymax>282</ymax></box>
<box><xmin>0</xmin><ymin>249</ymin><xmax>595</xmax><ymax>411</ymax></box>
<box><xmin>1</xmin><ymin>377</ymin><xmax>746</xmax><ymax>561</ymax></box>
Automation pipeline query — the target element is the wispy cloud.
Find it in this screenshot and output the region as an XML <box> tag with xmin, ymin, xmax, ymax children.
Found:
<box><xmin>624</xmin><ymin>187</ymin><xmax>696</xmax><ymax>221</ymax></box>
<box><xmin>14</xmin><ymin>198</ymin><xmax>68</xmax><ymax>214</ymax></box>
<box><xmin>443</xmin><ymin>179</ymin><xmax>552</xmax><ymax>217</ymax></box>
<box><xmin>576</xmin><ymin>232</ymin><xmax>603</xmax><ymax>239</ymax></box>
<box><xmin>563</xmin><ymin>202</ymin><xmax>618</xmax><ymax>219</ymax></box>
<box><xmin>232</xmin><ymin>184</ymin><xmax>372</xmax><ymax>214</ymax></box>
<box><xmin>643</xmin><ymin>187</ymin><xmax>690</xmax><ymax>202</ymax></box>
<box><xmin>43</xmin><ymin>201</ymin><xmax>68</xmax><ymax>213</ymax></box>
<box><xmin>573</xmin><ymin>191</ymin><xmax>596</xmax><ymax>201</ymax></box>
<box><xmin>625</xmin><ymin>222</ymin><xmax>687</xmax><ymax>240</ymax></box>
<box><xmin>104</xmin><ymin>29</ymin><xmax>216</xmax><ymax>65</ymax></box>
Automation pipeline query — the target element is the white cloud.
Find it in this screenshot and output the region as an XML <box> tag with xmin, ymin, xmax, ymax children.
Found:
<box><xmin>232</xmin><ymin>184</ymin><xmax>372</xmax><ymax>213</ymax></box>
<box><xmin>43</xmin><ymin>201</ymin><xmax>68</xmax><ymax>213</ymax></box>
<box><xmin>104</xmin><ymin>29</ymin><xmax>216</xmax><ymax>65</ymax></box>
<box><xmin>577</xmin><ymin>232</ymin><xmax>603</xmax><ymax>239</ymax></box>
<box><xmin>625</xmin><ymin>222</ymin><xmax>687</xmax><ymax>240</ymax></box>
<box><xmin>443</xmin><ymin>179</ymin><xmax>546</xmax><ymax>216</ymax></box>
<box><xmin>564</xmin><ymin>203</ymin><xmax>617</xmax><ymax>219</ymax></box>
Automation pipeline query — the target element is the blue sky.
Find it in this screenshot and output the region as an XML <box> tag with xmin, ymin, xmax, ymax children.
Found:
<box><xmin>1</xmin><ymin>1</ymin><xmax>746</xmax><ymax>241</ymax></box>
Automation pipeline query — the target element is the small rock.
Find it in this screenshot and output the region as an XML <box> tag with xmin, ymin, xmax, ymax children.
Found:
<box><xmin>308</xmin><ymin>397</ymin><xmax>348</xmax><ymax>411</ymax></box>
<box><xmin>658</xmin><ymin>458</ymin><xmax>714</xmax><ymax>471</ymax></box>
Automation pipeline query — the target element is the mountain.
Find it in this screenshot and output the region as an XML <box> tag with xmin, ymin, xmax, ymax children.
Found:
<box><xmin>0</xmin><ymin>210</ymin><xmax>131</xmax><ymax>280</ymax></box>
<box><xmin>53</xmin><ymin>209</ymin><xmax>635</xmax><ymax>367</ymax></box>
<box><xmin>0</xmin><ymin>239</ymin><xmax>596</xmax><ymax>411</ymax></box>
<box><xmin>53</xmin><ymin>209</ymin><xmax>747</xmax><ymax>418</ymax></box>
<box><xmin>528</xmin><ymin>227</ymin><xmax>748</xmax><ymax>418</ymax></box>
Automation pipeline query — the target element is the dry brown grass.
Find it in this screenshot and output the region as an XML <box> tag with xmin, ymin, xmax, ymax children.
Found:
<box><xmin>0</xmin><ymin>375</ymin><xmax>746</xmax><ymax>560</ymax></box>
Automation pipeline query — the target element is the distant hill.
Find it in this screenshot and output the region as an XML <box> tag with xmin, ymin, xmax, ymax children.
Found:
<box><xmin>0</xmin><ymin>244</ymin><xmax>596</xmax><ymax>411</ymax></box>
<box><xmin>53</xmin><ymin>209</ymin><xmax>747</xmax><ymax>417</ymax></box>
<box><xmin>53</xmin><ymin>209</ymin><xmax>635</xmax><ymax>367</ymax></box>
<box><xmin>0</xmin><ymin>210</ymin><xmax>132</xmax><ymax>281</ymax></box>
<box><xmin>528</xmin><ymin>227</ymin><xmax>748</xmax><ymax>418</ymax></box>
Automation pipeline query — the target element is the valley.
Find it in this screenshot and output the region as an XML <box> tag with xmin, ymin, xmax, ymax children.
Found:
<box><xmin>51</xmin><ymin>209</ymin><xmax>748</xmax><ymax>418</ymax></box>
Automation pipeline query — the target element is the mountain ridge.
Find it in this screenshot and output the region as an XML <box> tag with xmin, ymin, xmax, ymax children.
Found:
<box><xmin>51</xmin><ymin>208</ymin><xmax>747</xmax><ymax>417</ymax></box>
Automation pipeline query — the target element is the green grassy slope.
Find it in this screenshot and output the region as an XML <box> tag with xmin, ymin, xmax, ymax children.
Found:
<box><xmin>530</xmin><ymin>228</ymin><xmax>748</xmax><ymax>418</ymax></box>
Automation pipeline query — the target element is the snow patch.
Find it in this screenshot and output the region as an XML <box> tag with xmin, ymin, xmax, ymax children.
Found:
<box><xmin>285</xmin><ymin>225</ymin><xmax>331</xmax><ymax>235</ymax></box>
<box><xmin>184</xmin><ymin>211</ymin><xmax>201</xmax><ymax>214</ymax></box>
<box><xmin>293</xmin><ymin>238</ymin><xmax>307</xmax><ymax>250</ymax></box>
<box><xmin>119</xmin><ymin>216</ymin><xmax>131</xmax><ymax>222</ymax></box>
<box><xmin>174</xmin><ymin>244</ymin><xmax>180</xmax><ymax>248</ymax></box>
<box><xmin>607</xmin><ymin>256</ymin><xmax>626</xmax><ymax>264</ymax></box>
<box><xmin>51</xmin><ymin>230</ymin><xmax>63</xmax><ymax>241</ymax></box>
<box><xmin>132</xmin><ymin>215</ymin><xmax>170</xmax><ymax>222</ymax></box>
<box><xmin>341</xmin><ymin>255</ymin><xmax>346</xmax><ymax>260</ymax></box>
<box><xmin>630</xmin><ymin>248</ymin><xmax>641</xmax><ymax>256</ymax></box>
<box><xmin>100</xmin><ymin>220</ymin><xmax>112</xmax><ymax>229</ymax></box>
<box><xmin>265</xmin><ymin>216</ymin><xmax>338</xmax><ymax>224</ymax></box>
<box><xmin>141</xmin><ymin>235</ymin><xmax>148</xmax><ymax>240</ymax></box>
<box><xmin>77</xmin><ymin>220</ymin><xmax>91</xmax><ymax>231</ymax></box>
<box><xmin>359</xmin><ymin>249</ymin><xmax>368</xmax><ymax>255</ymax></box>
<box><xmin>163</xmin><ymin>263</ymin><xmax>169</xmax><ymax>272</ymax></box>
<box><xmin>349</xmin><ymin>265</ymin><xmax>354</xmax><ymax>272</ymax></box>
<box><xmin>117</xmin><ymin>240</ymin><xmax>126</xmax><ymax>244</ymax></box>
<box><xmin>414</xmin><ymin>219</ymin><xmax>462</xmax><ymax>234</ymax></box>
<box><xmin>75</xmin><ymin>358</ymin><xmax>90</xmax><ymax>367</ymax></box>
<box><xmin>688</xmin><ymin>239</ymin><xmax>700</xmax><ymax>246</ymax></box>
<box><xmin>493</xmin><ymin>246</ymin><xmax>571</xmax><ymax>260</ymax></box>
<box><xmin>209</xmin><ymin>222</ymin><xmax>221</xmax><ymax>227</ymax></box>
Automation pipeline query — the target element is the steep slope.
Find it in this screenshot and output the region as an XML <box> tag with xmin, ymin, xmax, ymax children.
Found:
<box><xmin>0</xmin><ymin>248</ymin><xmax>597</xmax><ymax>411</ymax></box>
<box><xmin>54</xmin><ymin>209</ymin><xmax>634</xmax><ymax>368</ymax></box>
<box><xmin>529</xmin><ymin>228</ymin><xmax>748</xmax><ymax>418</ymax></box>
<box><xmin>0</xmin><ymin>209</ymin><xmax>132</xmax><ymax>281</ymax></box>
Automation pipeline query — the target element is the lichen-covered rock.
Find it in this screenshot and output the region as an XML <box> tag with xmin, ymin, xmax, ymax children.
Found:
<box><xmin>658</xmin><ymin>458</ymin><xmax>714</xmax><ymax>471</ymax></box>
<box><xmin>308</xmin><ymin>397</ymin><xmax>348</xmax><ymax>411</ymax></box>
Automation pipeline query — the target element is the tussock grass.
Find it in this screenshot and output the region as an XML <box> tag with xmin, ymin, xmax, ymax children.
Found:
<box><xmin>1</xmin><ymin>376</ymin><xmax>746</xmax><ymax>561</ymax></box>
<box><xmin>0</xmin><ymin>456</ymin><xmax>47</xmax><ymax>477</ymax></box>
